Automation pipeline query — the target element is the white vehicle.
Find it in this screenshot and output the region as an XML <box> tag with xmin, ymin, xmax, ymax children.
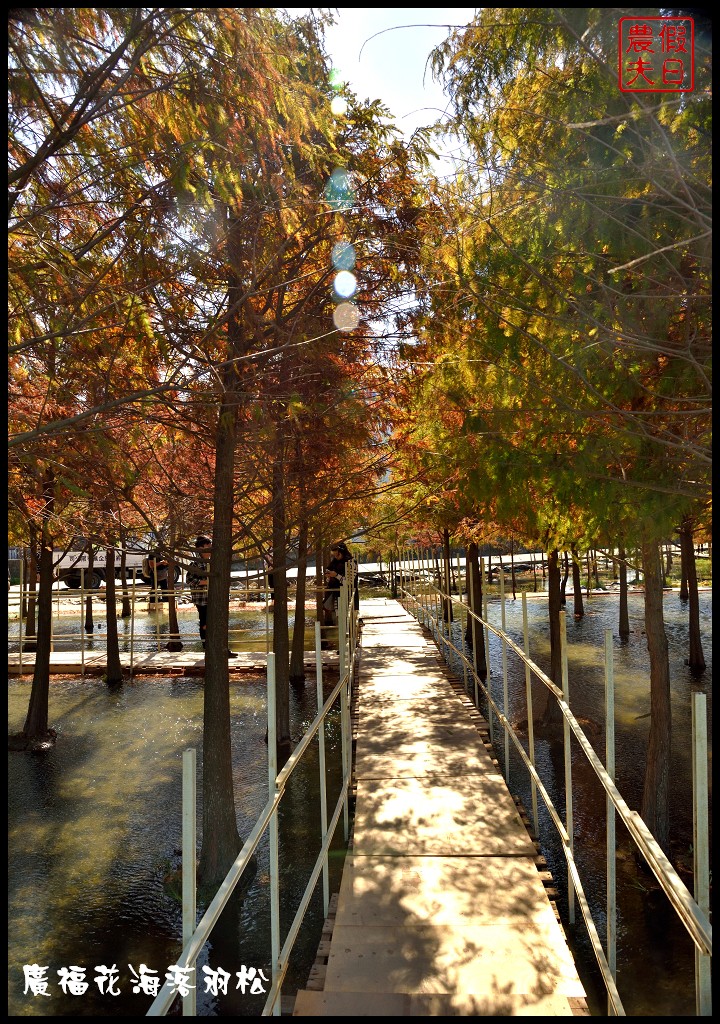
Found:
<box><xmin>52</xmin><ymin>547</ymin><xmax>182</xmax><ymax>589</ymax></box>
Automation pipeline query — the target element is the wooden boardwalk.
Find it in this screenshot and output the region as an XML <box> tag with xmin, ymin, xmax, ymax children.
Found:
<box><xmin>294</xmin><ymin>599</ymin><xmax>589</xmax><ymax>1016</ymax></box>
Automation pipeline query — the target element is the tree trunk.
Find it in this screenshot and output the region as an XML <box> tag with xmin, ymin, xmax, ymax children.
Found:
<box><xmin>678</xmin><ymin>535</ymin><xmax>689</xmax><ymax>601</ymax></box>
<box><xmin>289</xmin><ymin>518</ymin><xmax>309</xmax><ymax>687</ymax></box>
<box><xmin>571</xmin><ymin>543</ymin><xmax>584</xmax><ymax>619</ymax></box>
<box><xmin>592</xmin><ymin>550</ymin><xmax>600</xmax><ymax>589</ymax></box>
<box><xmin>664</xmin><ymin>543</ymin><xmax>673</xmax><ymax>578</ymax></box>
<box><xmin>198</xmin><ymin>390</ymin><xmax>241</xmax><ymax>888</ymax></box>
<box><xmin>640</xmin><ymin>541</ymin><xmax>672</xmax><ymax>855</ymax></box>
<box><xmin>539</xmin><ymin>549</ymin><xmax>564</xmax><ymax>739</ymax></box>
<box><xmin>463</xmin><ymin>541</ymin><xmax>487</xmax><ymax>681</ymax></box>
<box><xmin>104</xmin><ymin>546</ymin><xmax>124</xmax><ymax>685</ymax></box>
<box><xmin>271</xmin><ymin>442</ymin><xmax>292</xmax><ymax>758</ymax></box>
<box><xmin>679</xmin><ymin>518</ymin><xmax>706</xmax><ymax>673</ymax></box>
<box><xmin>12</xmin><ymin>470</ymin><xmax>56</xmax><ymax>749</ymax></box>
<box><xmin>618</xmin><ymin>545</ymin><xmax>630</xmax><ymax>640</ymax></box>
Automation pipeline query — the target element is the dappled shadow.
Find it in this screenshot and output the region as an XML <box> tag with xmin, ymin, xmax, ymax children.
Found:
<box><xmin>325</xmin><ymin>854</ymin><xmax>582</xmax><ymax>1011</ymax></box>
<box><xmin>320</xmin><ymin>609</ymin><xmax>585</xmax><ymax>1012</ymax></box>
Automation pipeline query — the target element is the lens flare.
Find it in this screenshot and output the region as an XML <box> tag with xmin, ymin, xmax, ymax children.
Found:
<box><xmin>333</xmin><ymin>270</ymin><xmax>357</xmax><ymax>299</ymax></box>
<box><xmin>333</xmin><ymin>302</ymin><xmax>360</xmax><ymax>332</ymax></box>
<box><xmin>331</xmin><ymin>241</ymin><xmax>356</xmax><ymax>270</ymax></box>
<box><xmin>323</xmin><ymin>168</ymin><xmax>354</xmax><ymax>212</ymax></box>
<box><xmin>330</xmin><ymin>96</ymin><xmax>348</xmax><ymax>117</ymax></box>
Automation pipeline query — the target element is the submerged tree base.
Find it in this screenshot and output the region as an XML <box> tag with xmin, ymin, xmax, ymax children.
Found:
<box><xmin>8</xmin><ymin>728</ymin><xmax>57</xmax><ymax>751</ymax></box>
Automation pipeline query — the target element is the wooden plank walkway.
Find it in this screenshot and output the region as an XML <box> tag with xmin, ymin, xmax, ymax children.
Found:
<box><xmin>294</xmin><ymin>599</ymin><xmax>589</xmax><ymax>1016</ymax></box>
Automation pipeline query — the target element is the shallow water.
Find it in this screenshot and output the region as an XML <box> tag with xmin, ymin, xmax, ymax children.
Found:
<box><xmin>8</xmin><ymin>673</ymin><xmax>346</xmax><ymax>1016</ymax></box>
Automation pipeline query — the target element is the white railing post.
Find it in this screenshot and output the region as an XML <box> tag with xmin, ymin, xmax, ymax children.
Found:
<box><xmin>18</xmin><ymin>558</ymin><xmax>24</xmax><ymax>675</ymax></box>
<box><xmin>604</xmin><ymin>628</ymin><xmax>617</xmax><ymax>1015</ymax></box>
<box><xmin>482</xmin><ymin>559</ymin><xmax>492</xmax><ymax>744</ymax></box>
<box><xmin>129</xmin><ymin>573</ymin><xmax>136</xmax><ymax>679</ymax></box>
<box><xmin>523</xmin><ymin>592</ymin><xmax>538</xmax><ymax>837</ymax></box>
<box><xmin>80</xmin><ymin>571</ymin><xmax>86</xmax><ymax>674</ymax></box>
<box><xmin>264</xmin><ymin>570</ymin><xmax>270</xmax><ymax>655</ymax></box>
<box><xmin>692</xmin><ymin>688</ymin><xmax>711</xmax><ymax>1016</ymax></box>
<box><xmin>315</xmin><ymin>621</ymin><xmax>330</xmax><ymax>915</ymax></box>
<box><xmin>424</xmin><ymin>548</ymin><xmax>429</xmax><ymax>625</ymax></box>
<box><xmin>560</xmin><ymin>609</ymin><xmax>575</xmax><ymax>925</ymax></box>
<box><xmin>267</xmin><ymin>653</ymin><xmax>281</xmax><ymax>1015</ymax></box>
<box><xmin>339</xmin><ymin>583</ymin><xmax>350</xmax><ymax>842</ymax></box>
<box><xmin>338</xmin><ymin>583</ymin><xmax>348</xmax><ymax>678</ymax></box>
<box><xmin>467</xmin><ymin>558</ymin><xmax>479</xmax><ymax>708</ymax></box>
<box><xmin>182</xmin><ymin>748</ymin><xmax>197</xmax><ymax>1017</ymax></box>
<box><xmin>500</xmin><ymin>565</ymin><xmax>509</xmax><ymax>782</ymax></box>
<box><xmin>55</xmin><ymin>575</ymin><xmax>60</xmax><ymax>648</ymax></box>
<box><xmin>154</xmin><ymin>564</ymin><xmax>161</xmax><ymax>648</ymax></box>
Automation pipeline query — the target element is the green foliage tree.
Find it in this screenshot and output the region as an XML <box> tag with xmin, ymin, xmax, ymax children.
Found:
<box><xmin>410</xmin><ymin>6</ymin><xmax>712</xmax><ymax>849</ymax></box>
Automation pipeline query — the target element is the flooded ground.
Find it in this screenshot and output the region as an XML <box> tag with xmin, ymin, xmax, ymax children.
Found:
<box><xmin>8</xmin><ymin>672</ymin><xmax>347</xmax><ymax>1016</ymax></box>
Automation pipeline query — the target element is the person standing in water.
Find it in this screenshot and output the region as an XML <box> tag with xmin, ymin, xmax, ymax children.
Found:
<box><xmin>187</xmin><ymin>535</ymin><xmax>237</xmax><ymax>657</ymax></box>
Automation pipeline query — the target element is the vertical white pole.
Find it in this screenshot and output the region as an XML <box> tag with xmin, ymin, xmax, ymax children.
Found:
<box><xmin>80</xmin><ymin>571</ymin><xmax>85</xmax><ymax>675</ymax></box>
<box><xmin>523</xmin><ymin>592</ymin><xmax>538</xmax><ymax>836</ymax></box>
<box><xmin>154</xmin><ymin>564</ymin><xmax>161</xmax><ymax>649</ymax></box>
<box><xmin>50</xmin><ymin>582</ymin><xmax>55</xmax><ymax>653</ymax></box>
<box><xmin>467</xmin><ymin>558</ymin><xmax>479</xmax><ymax>707</ymax></box>
<box><xmin>129</xmin><ymin>572</ymin><xmax>136</xmax><ymax>680</ymax></box>
<box><xmin>264</xmin><ymin>569</ymin><xmax>270</xmax><ymax>655</ymax></box>
<box><xmin>604</xmin><ymin>628</ymin><xmax>617</xmax><ymax>1015</ymax></box>
<box><xmin>339</xmin><ymin>583</ymin><xmax>349</xmax><ymax>842</ymax></box>
<box><xmin>339</xmin><ymin>584</ymin><xmax>348</xmax><ymax>678</ymax></box>
<box><xmin>267</xmin><ymin>652</ymin><xmax>281</xmax><ymax>1015</ymax></box>
<box><xmin>315</xmin><ymin>621</ymin><xmax>329</xmax><ymax>915</ymax></box>
<box><xmin>182</xmin><ymin>748</ymin><xmax>197</xmax><ymax>1017</ymax></box>
<box><xmin>692</xmin><ymin>689</ymin><xmax>711</xmax><ymax>1015</ymax></box>
<box><xmin>433</xmin><ymin>548</ymin><xmax>440</xmax><ymax>642</ymax></box>
<box><xmin>18</xmin><ymin>557</ymin><xmax>24</xmax><ymax>675</ymax></box>
<box><xmin>500</xmin><ymin>565</ymin><xmax>509</xmax><ymax>782</ymax></box>
<box><xmin>412</xmin><ymin>549</ymin><xmax>418</xmax><ymax>619</ymax></box>
<box><xmin>423</xmin><ymin>548</ymin><xmax>429</xmax><ymax>627</ymax></box>
<box><xmin>560</xmin><ymin>610</ymin><xmax>575</xmax><ymax>924</ymax></box>
<box><xmin>55</xmin><ymin>574</ymin><xmax>60</xmax><ymax>649</ymax></box>
<box><xmin>482</xmin><ymin>558</ymin><xmax>492</xmax><ymax>744</ymax></box>
<box><xmin>456</xmin><ymin>552</ymin><xmax>467</xmax><ymax>694</ymax></box>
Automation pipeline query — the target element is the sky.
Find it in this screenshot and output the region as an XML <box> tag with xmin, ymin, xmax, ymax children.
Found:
<box><xmin>281</xmin><ymin>8</ymin><xmax>479</xmax><ymax>331</ymax></box>
<box><xmin>285</xmin><ymin>8</ymin><xmax>479</xmax><ymax>158</ymax></box>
